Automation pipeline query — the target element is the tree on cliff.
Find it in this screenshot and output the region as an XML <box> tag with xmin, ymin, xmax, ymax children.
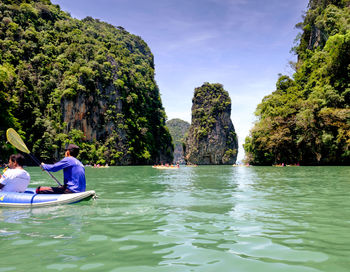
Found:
<box><xmin>184</xmin><ymin>83</ymin><xmax>238</xmax><ymax>165</ymax></box>
<box><xmin>0</xmin><ymin>0</ymin><xmax>173</xmax><ymax>165</ymax></box>
<box><xmin>166</xmin><ymin>118</ymin><xmax>190</xmax><ymax>164</ymax></box>
<box><xmin>244</xmin><ymin>0</ymin><xmax>350</xmax><ymax>165</ymax></box>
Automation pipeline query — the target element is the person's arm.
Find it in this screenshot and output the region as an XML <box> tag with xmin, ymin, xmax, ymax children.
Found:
<box><xmin>41</xmin><ymin>158</ymin><xmax>71</xmax><ymax>172</ymax></box>
<box><xmin>0</xmin><ymin>173</ymin><xmax>7</xmax><ymax>189</ymax></box>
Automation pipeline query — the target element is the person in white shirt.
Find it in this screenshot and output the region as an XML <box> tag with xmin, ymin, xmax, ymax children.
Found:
<box><xmin>0</xmin><ymin>154</ymin><xmax>30</xmax><ymax>192</ymax></box>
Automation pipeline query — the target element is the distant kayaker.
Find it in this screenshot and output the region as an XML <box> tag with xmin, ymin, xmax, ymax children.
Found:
<box><xmin>0</xmin><ymin>154</ymin><xmax>30</xmax><ymax>192</ymax></box>
<box><xmin>36</xmin><ymin>144</ymin><xmax>86</xmax><ymax>194</ymax></box>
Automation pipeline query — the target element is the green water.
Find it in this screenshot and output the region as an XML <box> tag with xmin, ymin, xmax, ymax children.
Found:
<box><xmin>0</xmin><ymin>166</ymin><xmax>349</xmax><ymax>272</ymax></box>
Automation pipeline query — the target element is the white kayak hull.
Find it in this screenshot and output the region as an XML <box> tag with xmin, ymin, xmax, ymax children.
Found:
<box><xmin>0</xmin><ymin>188</ymin><xmax>96</xmax><ymax>207</ymax></box>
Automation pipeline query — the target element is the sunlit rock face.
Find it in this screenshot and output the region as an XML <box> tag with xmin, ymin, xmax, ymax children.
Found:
<box><xmin>184</xmin><ymin>83</ymin><xmax>238</xmax><ymax>165</ymax></box>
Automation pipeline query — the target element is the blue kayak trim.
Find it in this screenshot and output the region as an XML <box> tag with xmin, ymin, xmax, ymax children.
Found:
<box><xmin>0</xmin><ymin>188</ymin><xmax>96</xmax><ymax>207</ymax></box>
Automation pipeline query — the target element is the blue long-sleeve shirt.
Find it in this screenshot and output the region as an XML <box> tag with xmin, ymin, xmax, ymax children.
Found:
<box><xmin>42</xmin><ymin>156</ymin><xmax>86</xmax><ymax>193</ymax></box>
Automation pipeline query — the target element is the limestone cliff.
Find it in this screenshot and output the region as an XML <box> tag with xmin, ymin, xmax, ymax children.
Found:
<box><xmin>166</xmin><ymin>119</ymin><xmax>190</xmax><ymax>164</ymax></box>
<box><xmin>0</xmin><ymin>1</ymin><xmax>173</xmax><ymax>165</ymax></box>
<box><xmin>184</xmin><ymin>83</ymin><xmax>238</xmax><ymax>165</ymax></box>
<box><xmin>58</xmin><ymin>18</ymin><xmax>174</xmax><ymax>165</ymax></box>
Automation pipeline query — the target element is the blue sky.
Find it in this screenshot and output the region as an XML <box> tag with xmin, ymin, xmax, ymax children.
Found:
<box><xmin>51</xmin><ymin>0</ymin><xmax>309</xmax><ymax>161</ymax></box>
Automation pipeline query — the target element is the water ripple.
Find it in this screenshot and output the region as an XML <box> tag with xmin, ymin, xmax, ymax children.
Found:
<box><xmin>0</xmin><ymin>166</ymin><xmax>349</xmax><ymax>271</ymax></box>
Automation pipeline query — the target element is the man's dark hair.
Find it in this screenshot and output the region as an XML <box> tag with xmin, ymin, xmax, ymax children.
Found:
<box><xmin>10</xmin><ymin>154</ymin><xmax>25</xmax><ymax>167</ymax></box>
<box><xmin>65</xmin><ymin>144</ymin><xmax>80</xmax><ymax>157</ymax></box>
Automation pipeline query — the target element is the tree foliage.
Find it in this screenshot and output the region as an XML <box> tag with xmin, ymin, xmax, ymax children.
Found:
<box><xmin>166</xmin><ymin>118</ymin><xmax>190</xmax><ymax>163</ymax></box>
<box><xmin>244</xmin><ymin>1</ymin><xmax>350</xmax><ymax>165</ymax></box>
<box><xmin>0</xmin><ymin>0</ymin><xmax>173</xmax><ymax>165</ymax></box>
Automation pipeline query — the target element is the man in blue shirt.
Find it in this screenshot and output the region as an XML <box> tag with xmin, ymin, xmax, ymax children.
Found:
<box><xmin>36</xmin><ymin>144</ymin><xmax>86</xmax><ymax>194</ymax></box>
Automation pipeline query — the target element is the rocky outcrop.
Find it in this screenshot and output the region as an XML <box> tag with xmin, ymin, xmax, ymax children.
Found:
<box><xmin>61</xmin><ymin>82</ymin><xmax>131</xmax><ymax>164</ymax></box>
<box><xmin>166</xmin><ymin>119</ymin><xmax>190</xmax><ymax>164</ymax></box>
<box><xmin>184</xmin><ymin>83</ymin><xmax>238</xmax><ymax>165</ymax></box>
<box><xmin>62</xmin><ymin>86</ymin><xmax>122</xmax><ymax>142</ymax></box>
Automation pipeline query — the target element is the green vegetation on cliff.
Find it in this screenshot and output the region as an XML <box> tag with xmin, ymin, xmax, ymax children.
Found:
<box><xmin>190</xmin><ymin>83</ymin><xmax>233</xmax><ymax>140</ymax></box>
<box><xmin>166</xmin><ymin>118</ymin><xmax>190</xmax><ymax>163</ymax></box>
<box><xmin>185</xmin><ymin>83</ymin><xmax>238</xmax><ymax>165</ymax></box>
<box><xmin>244</xmin><ymin>0</ymin><xmax>350</xmax><ymax>165</ymax></box>
<box><xmin>0</xmin><ymin>0</ymin><xmax>173</xmax><ymax>165</ymax></box>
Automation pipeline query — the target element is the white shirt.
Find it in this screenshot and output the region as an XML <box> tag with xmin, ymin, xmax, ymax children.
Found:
<box><xmin>0</xmin><ymin>168</ymin><xmax>30</xmax><ymax>192</ymax></box>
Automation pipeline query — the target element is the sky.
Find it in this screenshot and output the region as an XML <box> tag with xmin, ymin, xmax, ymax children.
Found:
<box><xmin>51</xmin><ymin>0</ymin><xmax>309</xmax><ymax>161</ymax></box>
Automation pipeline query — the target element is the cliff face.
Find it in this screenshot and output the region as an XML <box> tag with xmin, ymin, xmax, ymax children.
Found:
<box><xmin>0</xmin><ymin>1</ymin><xmax>173</xmax><ymax>165</ymax></box>
<box><xmin>61</xmin><ymin>83</ymin><xmax>132</xmax><ymax>164</ymax></box>
<box><xmin>166</xmin><ymin>118</ymin><xmax>190</xmax><ymax>164</ymax></box>
<box><xmin>58</xmin><ymin>18</ymin><xmax>174</xmax><ymax>165</ymax></box>
<box><xmin>62</xmin><ymin>90</ymin><xmax>121</xmax><ymax>142</ymax></box>
<box><xmin>184</xmin><ymin>83</ymin><xmax>238</xmax><ymax>165</ymax></box>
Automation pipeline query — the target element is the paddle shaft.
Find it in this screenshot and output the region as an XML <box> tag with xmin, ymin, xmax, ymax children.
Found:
<box><xmin>28</xmin><ymin>153</ymin><xmax>63</xmax><ymax>187</ymax></box>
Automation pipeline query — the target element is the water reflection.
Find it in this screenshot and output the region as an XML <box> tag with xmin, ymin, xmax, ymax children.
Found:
<box><xmin>227</xmin><ymin>166</ymin><xmax>350</xmax><ymax>271</ymax></box>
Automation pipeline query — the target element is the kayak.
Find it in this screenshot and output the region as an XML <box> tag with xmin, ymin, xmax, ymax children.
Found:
<box><xmin>152</xmin><ymin>166</ymin><xmax>179</xmax><ymax>169</ymax></box>
<box><xmin>0</xmin><ymin>188</ymin><xmax>96</xmax><ymax>208</ymax></box>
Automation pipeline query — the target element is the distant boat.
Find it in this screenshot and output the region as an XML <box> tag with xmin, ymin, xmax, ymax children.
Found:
<box><xmin>152</xmin><ymin>165</ymin><xmax>180</xmax><ymax>169</ymax></box>
<box><xmin>93</xmin><ymin>164</ymin><xmax>109</xmax><ymax>168</ymax></box>
<box><xmin>273</xmin><ymin>164</ymin><xmax>285</xmax><ymax>167</ymax></box>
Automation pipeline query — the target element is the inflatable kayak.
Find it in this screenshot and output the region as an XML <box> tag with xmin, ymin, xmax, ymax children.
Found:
<box><xmin>0</xmin><ymin>188</ymin><xmax>96</xmax><ymax>207</ymax></box>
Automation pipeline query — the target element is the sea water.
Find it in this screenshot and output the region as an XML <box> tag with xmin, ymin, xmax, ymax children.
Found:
<box><xmin>0</xmin><ymin>166</ymin><xmax>349</xmax><ymax>271</ymax></box>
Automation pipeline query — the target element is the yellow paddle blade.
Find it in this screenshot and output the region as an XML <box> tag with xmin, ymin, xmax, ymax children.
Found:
<box><xmin>6</xmin><ymin>128</ymin><xmax>30</xmax><ymax>154</ymax></box>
